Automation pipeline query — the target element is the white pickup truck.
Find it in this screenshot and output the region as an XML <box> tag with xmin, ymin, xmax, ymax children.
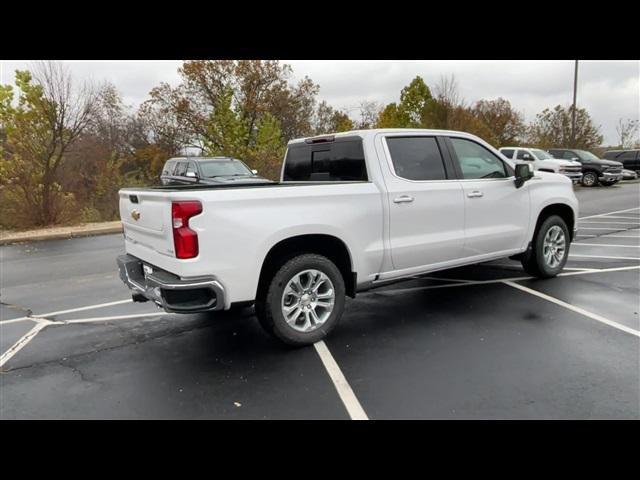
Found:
<box><xmin>499</xmin><ymin>147</ymin><xmax>583</xmax><ymax>183</ymax></box>
<box><xmin>117</xmin><ymin>129</ymin><xmax>579</xmax><ymax>346</ymax></box>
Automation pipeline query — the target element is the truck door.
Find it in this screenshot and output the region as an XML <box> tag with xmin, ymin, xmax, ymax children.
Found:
<box><xmin>446</xmin><ymin>136</ymin><xmax>530</xmax><ymax>258</ymax></box>
<box><xmin>380</xmin><ymin>134</ymin><xmax>465</xmax><ymax>271</ymax></box>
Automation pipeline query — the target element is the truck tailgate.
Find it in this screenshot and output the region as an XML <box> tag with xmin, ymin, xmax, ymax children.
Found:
<box><xmin>119</xmin><ymin>190</ymin><xmax>174</xmax><ymax>258</ymax></box>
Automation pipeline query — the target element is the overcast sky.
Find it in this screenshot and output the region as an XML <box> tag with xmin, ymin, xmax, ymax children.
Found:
<box><xmin>1</xmin><ymin>60</ymin><xmax>638</xmax><ymax>145</ymax></box>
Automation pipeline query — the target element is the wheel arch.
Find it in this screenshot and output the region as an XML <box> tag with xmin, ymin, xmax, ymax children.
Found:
<box><xmin>257</xmin><ymin>234</ymin><xmax>356</xmax><ymax>301</ymax></box>
<box><xmin>535</xmin><ymin>203</ymin><xmax>575</xmax><ymax>241</ymax></box>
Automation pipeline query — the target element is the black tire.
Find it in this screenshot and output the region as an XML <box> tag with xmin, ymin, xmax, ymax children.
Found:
<box><xmin>601</xmin><ymin>180</ymin><xmax>616</xmax><ymax>187</ymax></box>
<box><xmin>581</xmin><ymin>171</ymin><xmax>598</xmax><ymax>187</ymax></box>
<box><xmin>521</xmin><ymin>215</ymin><xmax>570</xmax><ymax>278</ymax></box>
<box><xmin>255</xmin><ymin>253</ymin><xmax>346</xmax><ymax>347</ymax></box>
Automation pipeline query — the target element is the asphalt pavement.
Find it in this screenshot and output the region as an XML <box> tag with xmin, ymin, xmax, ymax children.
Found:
<box><xmin>1</xmin><ymin>181</ymin><xmax>638</xmax><ymax>419</ymax></box>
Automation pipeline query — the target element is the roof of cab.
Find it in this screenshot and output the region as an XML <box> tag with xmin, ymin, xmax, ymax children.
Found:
<box><xmin>288</xmin><ymin>128</ymin><xmax>488</xmax><ymax>145</ymax></box>
<box><xmin>166</xmin><ymin>156</ymin><xmax>238</xmax><ymax>162</ymax></box>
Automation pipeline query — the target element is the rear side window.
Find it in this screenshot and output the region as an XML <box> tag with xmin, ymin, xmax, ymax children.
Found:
<box><xmin>386</xmin><ymin>136</ymin><xmax>447</xmax><ymax>181</ymax></box>
<box><xmin>450</xmin><ymin>138</ymin><xmax>509</xmax><ymax>179</ymax></box>
<box><xmin>500</xmin><ymin>149</ymin><xmax>514</xmax><ymax>159</ymax></box>
<box><xmin>175</xmin><ymin>162</ymin><xmax>188</xmax><ymax>176</ymax></box>
<box><xmin>163</xmin><ymin>160</ymin><xmax>176</xmax><ymax>175</ymax></box>
<box><xmin>283</xmin><ymin>137</ymin><xmax>368</xmax><ymax>181</ymax></box>
<box><xmin>618</xmin><ymin>151</ymin><xmax>638</xmax><ymax>161</ymax></box>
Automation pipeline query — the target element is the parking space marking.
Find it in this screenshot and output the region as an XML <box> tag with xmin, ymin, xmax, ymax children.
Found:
<box><xmin>579</xmin><ymin>234</ymin><xmax>640</xmax><ymax>239</ymax></box>
<box><xmin>569</xmin><ymin>254</ymin><xmax>640</xmax><ymax>260</ymax></box>
<box><xmin>503</xmin><ymin>281</ymin><xmax>640</xmax><ymax>338</ymax></box>
<box><xmin>66</xmin><ymin>312</ymin><xmax>169</xmax><ymax>324</ymax></box>
<box><xmin>578</xmin><ymin>227</ymin><xmax>630</xmax><ymax>231</ymax></box>
<box><xmin>0</xmin><ymin>321</ymin><xmax>50</xmax><ymax>368</ymax></box>
<box><xmin>579</xmin><ymin>207</ymin><xmax>640</xmax><ymax>220</ymax></box>
<box><xmin>579</xmin><ymin>221</ymin><xmax>640</xmax><ymax>226</ymax></box>
<box><xmin>374</xmin><ymin>265</ymin><xmax>640</xmax><ymax>295</ymax></box>
<box><xmin>314</xmin><ymin>340</ymin><xmax>368</xmax><ymax>420</ymax></box>
<box><xmin>2</xmin><ymin>299</ymin><xmax>136</xmax><ymax>325</ymax></box>
<box><xmin>32</xmin><ymin>299</ymin><xmax>133</xmax><ymax>319</ymax></box>
<box><xmin>572</xmin><ymin>243</ymin><xmax>640</xmax><ymax>248</ymax></box>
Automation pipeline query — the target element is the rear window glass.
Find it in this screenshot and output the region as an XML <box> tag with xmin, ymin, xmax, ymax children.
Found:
<box><xmin>283</xmin><ymin>138</ymin><xmax>368</xmax><ymax>181</ymax></box>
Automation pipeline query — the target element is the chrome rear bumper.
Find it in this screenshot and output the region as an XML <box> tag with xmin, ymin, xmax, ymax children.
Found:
<box><xmin>117</xmin><ymin>254</ymin><xmax>225</xmax><ymax>312</ymax></box>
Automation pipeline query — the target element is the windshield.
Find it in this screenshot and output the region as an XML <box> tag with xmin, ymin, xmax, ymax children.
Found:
<box><xmin>575</xmin><ymin>150</ymin><xmax>599</xmax><ymax>161</ymax></box>
<box><xmin>531</xmin><ymin>149</ymin><xmax>554</xmax><ymax>160</ymax></box>
<box><xmin>199</xmin><ymin>160</ymin><xmax>253</xmax><ymax>177</ymax></box>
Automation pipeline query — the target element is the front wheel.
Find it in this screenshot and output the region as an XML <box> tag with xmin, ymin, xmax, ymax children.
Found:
<box><xmin>521</xmin><ymin>215</ymin><xmax>570</xmax><ymax>278</ymax></box>
<box><xmin>581</xmin><ymin>171</ymin><xmax>598</xmax><ymax>187</ymax></box>
<box><xmin>255</xmin><ymin>253</ymin><xmax>346</xmax><ymax>347</ymax></box>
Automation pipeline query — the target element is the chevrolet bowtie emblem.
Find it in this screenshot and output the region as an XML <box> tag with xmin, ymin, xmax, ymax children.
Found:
<box><xmin>131</xmin><ymin>209</ymin><xmax>141</xmax><ymax>221</ymax></box>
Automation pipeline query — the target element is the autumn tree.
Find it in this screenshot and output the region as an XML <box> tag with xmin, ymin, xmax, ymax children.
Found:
<box><xmin>356</xmin><ymin>101</ymin><xmax>382</xmax><ymax>129</ymax></box>
<box><xmin>376</xmin><ymin>76</ymin><xmax>433</xmax><ymax>128</ymax></box>
<box><xmin>471</xmin><ymin>97</ymin><xmax>526</xmax><ymax>147</ymax></box>
<box><xmin>615</xmin><ymin>118</ymin><xmax>639</xmax><ymax>148</ymax></box>
<box><xmin>527</xmin><ymin>105</ymin><xmax>603</xmax><ymax>149</ymax></box>
<box><xmin>314</xmin><ymin>101</ymin><xmax>354</xmax><ymax>134</ymax></box>
<box><xmin>0</xmin><ymin>62</ymin><xmax>98</xmax><ymax>227</ymax></box>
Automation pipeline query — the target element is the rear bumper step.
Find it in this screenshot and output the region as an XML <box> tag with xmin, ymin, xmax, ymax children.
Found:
<box><xmin>116</xmin><ymin>254</ymin><xmax>225</xmax><ymax>313</ymax></box>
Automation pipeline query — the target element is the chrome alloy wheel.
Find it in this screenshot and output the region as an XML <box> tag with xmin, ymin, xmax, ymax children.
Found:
<box><xmin>543</xmin><ymin>225</ymin><xmax>566</xmax><ymax>268</ymax></box>
<box><xmin>281</xmin><ymin>269</ymin><xmax>335</xmax><ymax>332</ymax></box>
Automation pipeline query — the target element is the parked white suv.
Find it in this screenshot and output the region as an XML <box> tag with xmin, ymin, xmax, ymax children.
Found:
<box><xmin>499</xmin><ymin>147</ymin><xmax>583</xmax><ymax>183</ymax></box>
<box><xmin>117</xmin><ymin>129</ymin><xmax>578</xmax><ymax>346</ymax></box>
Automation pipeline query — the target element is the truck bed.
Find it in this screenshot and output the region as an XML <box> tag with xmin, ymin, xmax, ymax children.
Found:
<box><xmin>132</xmin><ymin>181</ymin><xmax>368</xmax><ymax>192</ymax></box>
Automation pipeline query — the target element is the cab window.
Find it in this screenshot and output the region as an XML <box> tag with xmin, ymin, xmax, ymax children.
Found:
<box><xmin>450</xmin><ymin>138</ymin><xmax>510</xmax><ymax>179</ymax></box>
<box><xmin>386</xmin><ymin>136</ymin><xmax>448</xmax><ymax>181</ymax></box>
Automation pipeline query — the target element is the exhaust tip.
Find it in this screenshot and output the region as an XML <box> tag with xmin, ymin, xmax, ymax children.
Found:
<box><xmin>132</xmin><ymin>293</ymin><xmax>149</xmax><ymax>303</ymax></box>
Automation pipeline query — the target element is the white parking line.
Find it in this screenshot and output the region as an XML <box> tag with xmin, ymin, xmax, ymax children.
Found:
<box><xmin>32</xmin><ymin>299</ymin><xmax>133</xmax><ymax>318</ymax></box>
<box><xmin>592</xmin><ymin>216</ymin><xmax>640</xmax><ymax>220</ymax></box>
<box><xmin>579</xmin><ymin>227</ymin><xmax>629</xmax><ymax>231</ymax></box>
<box><xmin>579</xmin><ymin>221</ymin><xmax>640</xmax><ymax>225</ymax></box>
<box><xmin>0</xmin><ymin>321</ymin><xmax>49</xmax><ymax>368</ymax></box>
<box><xmin>572</xmin><ymin>243</ymin><xmax>640</xmax><ymax>248</ymax></box>
<box><xmin>503</xmin><ymin>281</ymin><xmax>640</xmax><ymax>338</ymax></box>
<box><xmin>375</xmin><ymin>265</ymin><xmax>640</xmax><ymax>295</ymax></box>
<box><xmin>599</xmin><ymin>234</ymin><xmax>640</xmax><ymax>238</ymax></box>
<box><xmin>314</xmin><ymin>340</ymin><xmax>368</xmax><ymax>420</ymax></box>
<box><xmin>569</xmin><ymin>254</ymin><xmax>640</xmax><ymax>260</ymax></box>
<box><xmin>579</xmin><ymin>207</ymin><xmax>640</xmax><ymax>220</ymax></box>
<box><xmin>66</xmin><ymin>312</ymin><xmax>168</xmax><ymax>324</ymax></box>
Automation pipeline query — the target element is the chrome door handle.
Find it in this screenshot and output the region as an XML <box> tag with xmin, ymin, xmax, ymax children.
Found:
<box><xmin>393</xmin><ymin>195</ymin><xmax>414</xmax><ymax>204</ymax></box>
<box><xmin>467</xmin><ymin>191</ymin><xmax>483</xmax><ymax>198</ymax></box>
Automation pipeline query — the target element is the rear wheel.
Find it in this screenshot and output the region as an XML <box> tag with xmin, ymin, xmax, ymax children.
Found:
<box><xmin>255</xmin><ymin>253</ymin><xmax>345</xmax><ymax>347</ymax></box>
<box><xmin>521</xmin><ymin>215</ymin><xmax>570</xmax><ymax>278</ymax></box>
<box><xmin>581</xmin><ymin>171</ymin><xmax>598</xmax><ymax>187</ymax></box>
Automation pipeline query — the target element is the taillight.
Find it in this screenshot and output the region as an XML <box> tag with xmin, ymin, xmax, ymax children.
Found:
<box><xmin>171</xmin><ymin>201</ymin><xmax>202</xmax><ymax>259</ymax></box>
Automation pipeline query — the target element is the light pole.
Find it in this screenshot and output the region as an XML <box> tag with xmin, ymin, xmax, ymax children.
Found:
<box><xmin>571</xmin><ymin>60</ymin><xmax>579</xmax><ymax>147</ymax></box>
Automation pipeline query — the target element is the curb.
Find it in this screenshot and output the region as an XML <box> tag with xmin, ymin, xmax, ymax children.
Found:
<box><xmin>0</xmin><ymin>223</ymin><xmax>123</xmax><ymax>246</ymax></box>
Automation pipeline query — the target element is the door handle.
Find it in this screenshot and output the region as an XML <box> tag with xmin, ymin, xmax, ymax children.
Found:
<box><xmin>393</xmin><ymin>195</ymin><xmax>414</xmax><ymax>204</ymax></box>
<box><xmin>467</xmin><ymin>191</ymin><xmax>483</xmax><ymax>198</ymax></box>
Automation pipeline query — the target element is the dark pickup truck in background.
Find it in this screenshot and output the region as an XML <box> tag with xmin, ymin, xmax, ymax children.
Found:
<box><xmin>603</xmin><ymin>149</ymin><xmax>640</xmax><ymax>173</ymax></box>
<box><xmin>548</xmin><ymin>148</ymin><xmax>624</xmax><ymax>187</ymax></box>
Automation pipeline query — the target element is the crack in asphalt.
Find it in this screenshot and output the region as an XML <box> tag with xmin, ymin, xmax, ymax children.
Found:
<box><xmin>0</xmin><ymin>300</ymin><xmax>34</xmax><ymax>318</ymax></box>
<box><xmin>1</xmin><ymin>318</ymin><xmax>213</xmax><ymax>374</ymax></box>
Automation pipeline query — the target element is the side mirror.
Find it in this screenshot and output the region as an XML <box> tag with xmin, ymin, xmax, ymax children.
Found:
<box><xmin>571</xmin><ymin>157</ymin><xmax>580</xmax><ymax>161</ymax></box>
<box><xmin>251</xmin><ymin>169</ymin><xmax>258</xmax><ymax>175</ymax></box>
<box><xmin>522</xmin><ymin>153</ymin><xmax>533</xmax><ymax>160</ymax></box>
<box><xmin>514</xmin><ymin>163</ymin><xmax>533</xmax><ymax>188</ymax></box>
<box><xmin>185</xmin><ymin>171</ymin><xmax>198</xmax><ymax>179</ymax></box>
